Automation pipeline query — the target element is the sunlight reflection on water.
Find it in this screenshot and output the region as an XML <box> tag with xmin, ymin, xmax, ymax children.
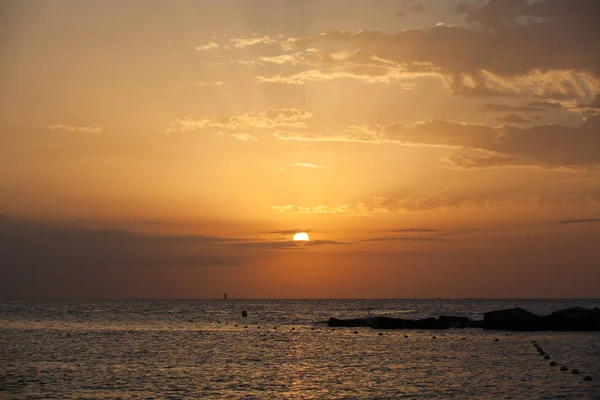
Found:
<box><xmin>1</xmin><ymin>299</ymin><xmax>599</xmax><ymax>399</ymax></box>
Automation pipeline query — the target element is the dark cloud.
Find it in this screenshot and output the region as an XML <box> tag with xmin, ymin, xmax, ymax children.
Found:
<box><xmin>265</xmin><ymin>229</ymin><xmax>311</xmax><ymax>235</ymax></box>
<box><xmin>282</xmin><ymin>0</ymin><xmax>600</xmax><ymax>98</ymax></box>
<box><xmin>234</xmin><ymin>239</ymin><xmax>350</xmax><ymax>250</ymax></box>
<box><xmin>388</xmin><ymin>228</ymin><xmax>439</xmax><ymax>233</ymax></box>
<box><xmin>397</xmin><ymin>3</ymin><xmax>425</xmax><ymax>18</ymax></box>
<box><xmin>361</xmin><ymin>236</ymin><xmax>446</xmax><ymax>243</ymax></box>
<box><xmin>498</xmin><ymin>114</ymin><xmax>529</xmax><ymax>124</ymax></box>
<box><xmin>558</xmin><ymin>218</ymin><xmax>600</xmax><ymax>225</ymax></box>
<box><xmin>481</xmin><ymin>102</ymin><xmax>561</xmax><ymax>113</ymax></box>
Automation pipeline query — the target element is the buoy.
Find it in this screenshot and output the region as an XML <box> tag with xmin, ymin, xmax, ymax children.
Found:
<box><xmin>378</xmin><ymin>333</ymin><xmax>383</xmax><ymax>336</ymax></box>
<box><xmin>544</xmin><ymin>355</ymin><xmax>550</xmax><ymax>359</ymax></box>
<box><xmin>241</xmin><ymin>310</ymin><xmax>247</xmax><ymax>318</ymax></box>
<box><xmin>257</xmin><ymin>326</ymin><xmax>260</xmax><ymax>329</ymax></box>
<box><xmin>404</xmin><ymin>335</ymin><xmax>408</xmax><ymax>338</ymax></box>
<box><xmin>274</xmin><ymin>326</ymin><xmax>277</xmax><ymax>330</ymax></box>
<box><xmin>235</xmin><ymin>324</ymin><xmax>238</xmax><ymax>327</ymax></box>
<box><xmin>560</xmin><ymin>366</ymin><xmax>568</xmax><ymax>371</ymax></box>
<box><xmin>539</xmin><ymin>352</ymin><xmax>546</xmax><ymax>356</ymax></box>
<box><xmin>572</xmin><ymin>369</ymin><xmax>580</xmax><ymax>374</ymax></box>
<box><xmin>354</xmin><ymin>331</ymin><xmax>358</xmax><ymax>334</ymax></box>
<box><xmin>584</xmin><ymin>375</ymin><xmax>593</xmax><ymax>381</ymax></box>
<box><xmin>292</xmin><ymin>327</ymin><xmax>295</xmax><ymax>330</ymax></box>
<box><xmin>311</xmin><ymin>328</ymin><xmax>315</xmax><ymax>331</ymax></box>
<box><xmin>550</xmin><ymin>361</ymin><xmax>557</xmax><ymax>366</ymax></box>
<box><xmin>217</xmin><ymin>321</ymin><xmax>220</xmax><ymax>324</ymax></box>
<box><xmin>244</xmin><ymin>326</ymin><xmax>248</xmax><ymax>329</ymax></box>
<box><xmin>494</xmin><ymin>338</ymin><xmax>499</xmax><ymax>342</ymax></box>
<box><xmin>461</xmin><ymin>337</ymin><xmax>466</xmax><ymax>340</ymax></box>
<box><xmin>531</xmin><ymin>341</ymin><xmax>537</xmax><ymax>344</ymax></box>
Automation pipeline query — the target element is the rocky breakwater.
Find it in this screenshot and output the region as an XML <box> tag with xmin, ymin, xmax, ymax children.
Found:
<box><xmin>327</xmin><ymin>306</ymin><xmax>600</xmax><ymax>331</ymax></box>
<box><xmin>483</xmin><ymin>306</ymin><xmax>600</xmax><ymax>331</ymax></box>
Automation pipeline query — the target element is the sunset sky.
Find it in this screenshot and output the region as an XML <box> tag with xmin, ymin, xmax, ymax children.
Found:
<box><xmin>1</xmin><ymin>0</ymin><xmax>599</xmax><ymax>299</ymax></box>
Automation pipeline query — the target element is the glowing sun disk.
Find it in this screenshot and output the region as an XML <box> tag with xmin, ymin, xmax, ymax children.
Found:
<box><xmin>293</xmin><ymin>232</ymin><xmax>310</xmax><ymax>241</ymax></box>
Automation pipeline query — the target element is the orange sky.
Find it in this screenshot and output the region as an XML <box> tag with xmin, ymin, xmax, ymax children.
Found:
<box><xmin>1</xmin><ymin>0</ymin><xmax>599</xmax><ymax>298</ymax></box>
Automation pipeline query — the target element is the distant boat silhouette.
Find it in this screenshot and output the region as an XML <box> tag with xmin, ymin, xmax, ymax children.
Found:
<box><xmin>224</xmin><ymin>292</ymin><xmax>227</xmax><ymax>300</ymax></box>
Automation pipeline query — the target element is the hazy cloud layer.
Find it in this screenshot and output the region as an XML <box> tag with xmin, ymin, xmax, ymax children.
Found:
<box><xmin>48</xmin><ymin>124</ymin><xmax>103</xmax><ymax>134</ymax></box>
<box><xmin>558</xmin><ymin>218</ymin><xmax>600</xmax><ymax>225</ymax></box>
<box><xmin>275</xmin><ymin>115</ymin><xmax>600</xmax><ymax>169</ymax></box>
<box><xmin>226</xmin><ymin>0</ymin><xmax>600</xmax><ymax>99</ymax></box>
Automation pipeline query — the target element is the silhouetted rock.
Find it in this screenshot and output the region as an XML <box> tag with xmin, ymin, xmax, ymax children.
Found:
<box><xmin>438</xmin><ymin>316</ymin><xmax>469</xmax><ymax>328</ymax></box>
<box><xmin>371</xmin><ymin>316</ymin><xmax>413</xmax><ymax>330</ymax></box>
<box><xmin>413</xmin><ymin>318</ymin><xmax>449</xmax><ymax>330</ymax></box>
<box><xmin>469</xmin><ymin>320</ymin><xmax>484</xmax><ymax>328</ymax></box>
<box><xmin>483</xmin><ymin>307</ymin><xmax>543</xmax><ymax>331</ymax></box>
<box><xmin>550</xmin><ymin>307</ymin><xmax>600</xmax><ymax>331</ymax></box>
<box><xmin>328</xmin><ymin>317</ymin><xmax>370</xmax><ymax>328</ymax></box>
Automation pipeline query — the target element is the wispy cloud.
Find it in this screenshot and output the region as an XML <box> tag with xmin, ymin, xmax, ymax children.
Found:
<box><xmin>195</xmin><ymin>42</ymin><xmax>218</xmax><ymax>51</ymax></box>
<box><xmin>230</xmin><ymin>133</ymin><xmax>257</xmax><ymax>142</ymax></box>
<box><xmin>194</xmin><ymin>81</ymin><xmax>223</xmax><ymax>86</ymax></box>
<box><xmin>168</xmin><ymin>108</ymin><xmax>313</xmax><ymax>133</ymax></box>
<box><xmin>291</xmin><ymin>163</ymin><xmax>325</xmax><ymax>169</ymax></box>
<box><xmin>48</xmin><ymin>124</ymin><xmax>103</xmax><ymax>134</ymax></box>
<box><xmin>558</xmin><ymin>218</ymin><xmax>600</xmax><ymax>225</ymax></box>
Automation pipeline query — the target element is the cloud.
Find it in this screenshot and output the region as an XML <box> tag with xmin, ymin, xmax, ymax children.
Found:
<box><xmin>195</xmin><ymin>42</ymin><xmax>219</xmax><ymax>51</ymax></box>
<box><xmin>48</xmin><ymin>124</ymin><xmax>103</xmax><ymax>134</ymax></box>
<box><xmin>291</xmin><ymin>163</ymin><xmax>325</xmax><ymax>169</ymax></box>
<box><xmin>558</xmin><ymin>218</ymin><xmax>600</xmax><ymax>225</ymax></box>
<box><xmin>498</xmin><ymin>114</ymin><xmax>530</xmax><ymax>124</ymax></box>
<box><xmin>230</xmin><ymin>133</ymin><xmax>257</xmax><ymax>142</ymax></box>
<box><xmin>233</xmin><ymin>1</ymin><xmax>600</xmax><ymax>99</ymax></box>
<box><xmin>397</xmin><ymin>4</ymin><xmax>425</xmax><ymax>18</ymax></box>
<box><xmin>388</xmin><ymin>228</ymin><xmax>439</xmax><ymax>233</ymax></box>
<box><xmin>273</xmin><ymin>191</ymin><xmax>600</xmax><ymax>216</ymax></box>
<box><xmin>481</xmin><ymin>102</ymin><xmax>561</xmax><ymax>113</ymax></box>
<box><xmin>361</xmin><ymin>236</ymin><xmax>445</xmax><ymax>243</ymax></box>
<box><xmin>233</xmin><ymin>239</ymin><xmax>350</xmax><ymax>250</ymax></box>
<box><xmin>274</xmin><ymin>115</ymin><xmax>600</xmax><ymax>169</ymax></box>
<box><xmin>169</xmin><ymin>108</ymin><xmax>313</xmax><ymax>133</ymax></box>
<box><xmin>265</xmin><ymin>229</ymin><xmax>312</xmax><ymax>235</ymax></box>
<box><xmin>194</xmin><ymin>81</ymin><xmax>223</xmax><ymax>86</ymax></box>
<box><xmin>230</xmin><ymin>35</ymin><xmax>279</xmax><ymax>48</ymax></box>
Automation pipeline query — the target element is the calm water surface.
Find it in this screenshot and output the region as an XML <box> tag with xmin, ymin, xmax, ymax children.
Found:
<box><xmin>1</xmin><ymin>299</ymin><xmax>599</xmax><ymax>399</ymax></box>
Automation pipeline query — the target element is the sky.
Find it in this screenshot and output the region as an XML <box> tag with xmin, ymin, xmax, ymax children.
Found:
<box><xmin>1</xmin><ymin>0</ymin><xmax>599</xmax><ymax>299</ymax></box>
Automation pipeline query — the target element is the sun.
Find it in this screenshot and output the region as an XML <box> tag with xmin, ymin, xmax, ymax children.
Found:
<box><xmin>293</xmin><ymin>232</ymin><xmax>310</xmax><ymax>241</ymax></box>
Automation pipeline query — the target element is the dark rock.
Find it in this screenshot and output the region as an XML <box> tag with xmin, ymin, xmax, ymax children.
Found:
<box><xmin>241</xmin><ymin>310</ymin><xmax>247</xmax><ymax>318</ymax></box>
<box><xmin>328</xmin><ymin>317</ymin><xmax>370</xmax><ymax>328</ymax></box>
<box><xmin>550</xmin><ymin>307</ymin><xmax>600</xmax><ymax>331</ymax></box>
<box><xmin>371</xmin><ymin>317</ymin><xmax>414</xmax><ymax>330</ymax></box>
<box><xmin>413</xmin><ymin>318</ymin><xmax>449</xmax><ymax>330</ymax></box>
<box><xmin>438</xmin><ymin>316</ymin><xmax>469</xmax><ymax>328</ymax></box>
<box><xmin>483</xmin><ymin>307</ymin><xmax>543</xmax><ymax>331</ymax></box>
<box><xmin>469</xmin><ymin>320</ymin><xmax>484</xmax><ymax>328</ymax></box>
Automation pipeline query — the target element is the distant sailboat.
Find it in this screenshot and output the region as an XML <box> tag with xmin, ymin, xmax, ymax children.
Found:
<box><xmin>224</xmin><ymin>292</ymin><xmax>228</xmax><ymax>300</ymax></box>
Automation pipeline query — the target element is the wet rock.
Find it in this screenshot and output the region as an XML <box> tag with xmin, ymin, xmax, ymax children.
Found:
<box><xmin>483</xmin><ymin>307</ymin><xmax>543</xmax><ymax>331</ymax></box>
<box><xmin>328</xmin><ymin>317</ymin><xmax>370</xmax><ymax>328</ymax></box>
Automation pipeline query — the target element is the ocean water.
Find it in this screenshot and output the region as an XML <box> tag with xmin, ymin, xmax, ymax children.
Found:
<box><xmin>1</xmin><ymin>299</ymin><xmax>599</xmax><ymax>399</ymax></box>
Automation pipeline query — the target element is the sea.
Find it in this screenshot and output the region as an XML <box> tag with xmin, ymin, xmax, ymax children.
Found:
<box><xmin>1</xmin><ymin>299</ymin><xmax>599</xmax><ymax>399</ymax></box>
